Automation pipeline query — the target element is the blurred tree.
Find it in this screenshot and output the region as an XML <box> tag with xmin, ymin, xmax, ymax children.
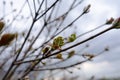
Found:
<box><xmin>0</xmin><ymin>0</ymin><xmax>120</xmax><ymax>80</ymax></box>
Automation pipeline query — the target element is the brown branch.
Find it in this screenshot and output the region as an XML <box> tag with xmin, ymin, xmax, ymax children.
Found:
<box><xmin>14</xmin><ymin>26</ymin><xmax>113</xmax><ymax>65</ymax></box>
<box><xmin>36</xmin><ymin>0</ymin><xmax>60</xmax><ymax>21</ymax></box>
<box><xmin>33</xmin><ymin>59</ymin><xmax>88</xmax><ymax>71</ymax></box>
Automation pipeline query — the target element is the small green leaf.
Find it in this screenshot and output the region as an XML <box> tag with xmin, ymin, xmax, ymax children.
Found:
<box><xmin>41</xmin><ymin>61</ymin><xmax>46</xmax><ymax>65</ymax></box>
<box><xmin>56</xmin><ymin>53</ymin><xmax>63</xmax><ymax>59</ymax></box>
<box><xmin>52</xmin><ymin>36</ymin><xmax>64</xmax><ymax>49</ymax></box>
<box><xmin>68</xmin><ymin>34</ymin><xmax>76</xmax><ymax>42</ymax></box>
<box><xmin>42</xmin><ymin>47</ymin><xmax>50</xmax><ymax>54</ymax></box>
<box><xmin>67</xmin><ymin>50</ymin><xmax>75</xmax><ymax>58</ymax></box>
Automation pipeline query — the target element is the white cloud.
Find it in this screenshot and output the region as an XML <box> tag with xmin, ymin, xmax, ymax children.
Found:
<box><xmin>80</xmin><ymin>60</ymin><xmax>120</xmax><ymax>78</ymax></box>
<box><xmin>81</xmin><ymin>61</ymin><xmax>111</xmax><ymax>76</ymax></box>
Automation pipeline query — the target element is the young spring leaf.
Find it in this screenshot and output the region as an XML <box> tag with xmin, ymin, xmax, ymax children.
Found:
<box><xmin>56</xmin><ymin>53</ymin><xmax>63</xmax><ymax>59</ymax></box>
<box><xmin>0</xmin><ymin>33</ymin><xmax>16</xmax><ymax>46</ymax></box>
<box><xmin>67</xmin><ymin>50</ymin><xmax>75</xmax><ymax>58</ymax></box>
<box><xmin>68</xmin><ymin>34</ymin><xmax>76</xmax><ymax>42</ymax></box>
<box><xmin>42</xmin><ymin>47</ymin><xmax>50</xmax><ymax>54</ymax></box>
<box><xmin>52</xmin><ymin>36</ymin><xmax>64</xmax><ymax>49</ymax></box>
<box><xmin>41</xmin><ymin>61</ymin><xmax>46</xmax><ymax>65</ymax></box>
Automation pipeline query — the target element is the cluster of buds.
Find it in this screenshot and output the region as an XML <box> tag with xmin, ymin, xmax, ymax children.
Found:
<box><xmin>82</xmin><ymin>53</ymin><xmax>95</xmax><ymax>60</ymax></box>
<box><xmin>112</xmin><ymin>17</ymin><xmax>120</xmax><ymax>29</ymax></box>
<box><xmin>83</xmin><ymin>4</ymin><xmax>91</xmax><ymax>13</ymax></box>
<box><xmin>106</xmin><ymin>17</ymin><xmax>120</xmax><ymax>29</ymax></box>
<box><xmin>106</xmin><ymin>17</ymin><xmax>114</xmax><ymax>24</ymax></box>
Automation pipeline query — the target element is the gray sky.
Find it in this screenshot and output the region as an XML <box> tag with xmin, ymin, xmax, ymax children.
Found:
<box><xmin>74</xmin><ymin>0</ymin><xmax>120</xmax><ymax>79</ymax></box>
<box><xmin>0</xmin><ymin>0</ymin><xmax>120</xmax><ymax>79</ymax></box>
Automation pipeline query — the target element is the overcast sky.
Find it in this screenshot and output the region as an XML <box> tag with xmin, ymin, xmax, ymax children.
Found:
<box><xmin>75</xmin><ymin>0</ymin><xmax>120</xmax><ymax>79</ymax></box>
<box><xmin>0</xmin><ymin>0</ymin><xmax>120</xmax><ymax>79</ymax></box>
